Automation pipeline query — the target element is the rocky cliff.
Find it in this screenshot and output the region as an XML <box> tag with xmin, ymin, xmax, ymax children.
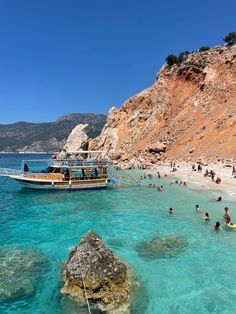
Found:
<box><xmin>87</xmin><ymin>45</ymin><xmax>236</xmax><ymax>167</ymax></box>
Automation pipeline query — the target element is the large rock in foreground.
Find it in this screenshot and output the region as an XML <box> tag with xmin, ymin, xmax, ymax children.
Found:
<box><xmin>61</xmin><ymin>230</ymin><xmax>130</xmax><ymax>312</ymax></box>
<box><xmin>137</xmin><ymin>235</ymin><xmax>188</xmax><ymax>259</ymax></box>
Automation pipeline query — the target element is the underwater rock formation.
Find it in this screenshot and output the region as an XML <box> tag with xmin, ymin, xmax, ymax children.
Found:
<box><xmin>137</xmin><ymin>235</ymin><xmax>188</xmax><ymax>259</ymax></box>
<box><xmin>0</xmin><ymin>247</ymin><xmax>47</xmax><ymax>301</ymax></box>
<box><xmin>61</xmin><ymin>230</ymin><xmax>130</xmax><ymax>312</ymax></box>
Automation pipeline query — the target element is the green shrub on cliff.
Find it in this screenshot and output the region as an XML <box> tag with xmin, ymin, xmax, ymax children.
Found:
<box><xmin>166</xmin><ymin>54</ymin><xmax>179</xmax><ymax>66</ymax></box>
<box><xmin>178</xmin><ymin>51</ymin><xmax>190</xmax><ymax>62</ymax></box>
<box><xmin>224</xmin><ymin>32</ymin><xmax>236</xmax><ymax>46</ymax></box>
<box><xmin>198</xmin><ymin>46</ymin><xmax>210</xmax><ymax>52</ymax></box>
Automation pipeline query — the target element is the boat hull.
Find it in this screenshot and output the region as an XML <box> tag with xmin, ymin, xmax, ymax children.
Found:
<box><xmin>13</xmin><ymin>177</ymin><xmax>107</xmax><ymax>190</ymax></box>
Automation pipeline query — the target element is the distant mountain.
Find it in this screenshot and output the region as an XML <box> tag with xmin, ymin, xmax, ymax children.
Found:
<box><xmin>0</xmin><ymin>113</ymin><xmax>107</xmax><ymax>153</ymax></box>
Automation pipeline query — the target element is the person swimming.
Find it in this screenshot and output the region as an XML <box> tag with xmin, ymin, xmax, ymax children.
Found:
<box><xmin>216</xmin><ymin>196</ymin><xmax>222</xmax><ymax>201</ymax></box>
<box><xmin>157</xmin><ymin>186</ymin><xmax>164</xmax><ymax>191</ymax></box>
<box><xmin>195</xmin><ymin>204</ymin><xmax>203</xmax><ymax>213</ymax></box>
<box><xmin>169</xmin><ymin>207</ymin><xmax>174</xmax><ymax>214</ymax></box>
<box><xmin>215</xmin><ymin>221</ymin><xmax>222</xmax><ymax>231</ymax></box>
<box><xmin>203</xmin><ymin>212</ymin><xmax>210</xmax><ymax>221</ymax></box>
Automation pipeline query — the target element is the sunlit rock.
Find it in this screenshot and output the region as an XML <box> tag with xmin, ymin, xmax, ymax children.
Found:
<box><xmin>61</xmin><ymin>230</ymin><xmax>130</xmax><ymax>312</ymax></box>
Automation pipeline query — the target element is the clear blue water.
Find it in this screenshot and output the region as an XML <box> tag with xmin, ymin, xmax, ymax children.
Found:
<box><xmin>1</xmin><ymin>154</ymin><xmax>236</xmax><ymax>314</ymax></box>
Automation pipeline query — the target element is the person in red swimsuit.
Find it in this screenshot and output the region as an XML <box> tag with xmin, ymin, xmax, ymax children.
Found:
<box><xmin>223</xmin><ymin>207</ymin><xmax>231</xmax><ymax>225</ymax></box>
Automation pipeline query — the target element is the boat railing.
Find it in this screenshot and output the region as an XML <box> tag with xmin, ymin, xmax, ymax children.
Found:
<box><xmin>0</xmin><ymin>168</ymin><xmax>22</xmax><ymax>177</ymax></box>
<box><xmin>48</xmin><ymin>159</ymin><xmax>108</xmax><ymax>167</ymax></box>
<box><xmin>69</xmin><ymin>175</ymin><xmax>108</xmax><ymax>181</ymax></box>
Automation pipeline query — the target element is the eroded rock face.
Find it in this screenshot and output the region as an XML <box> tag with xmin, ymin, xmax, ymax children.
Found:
<box><xmin>87</xmin><ymin>45</ymin><xmax>236</xmax><ymax>167</ymax></box>
<box><xmin>137</xmin><ymin>235</ymin><xmax>188</xmax><ymax>259</ymax></box>
<box><xmin>61</xmin><ymin>230</ymin><xmax>130</xmax><ymax>312</ymax></box>
<box><xmin>58</xmin><ymin>124</ymin><xmax>89</xmax><ymax>158</ymax></box>
<box><xmin>0</xmin><ymin>247</ymin><xmax>47</xmax><ymax>301</ymax></box>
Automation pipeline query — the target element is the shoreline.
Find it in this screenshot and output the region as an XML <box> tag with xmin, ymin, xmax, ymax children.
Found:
<box><xmin>0</xmin><ymin>152</ymin><xmax>54</xmax><ymax>154</ymax></box>
<box><xmin>145</xmin><ymin>163</ymin><xmax>236</xmax><ymax>200</ymax></box>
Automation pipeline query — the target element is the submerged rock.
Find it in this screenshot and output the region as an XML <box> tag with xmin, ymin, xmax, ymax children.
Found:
<box><xmin>137</xmin><ymin>235</ymin><xmax>188</xmax><ymax>259</ymax></box>
<box><xmin>0</xmin><ymin>247</ymin><xmax>47</xmax><ymax>301</ymax></box>
<box><xmin>61</xmin><ymin>230</ymin><xmax>130</xmax><ymax>312</ymax></box>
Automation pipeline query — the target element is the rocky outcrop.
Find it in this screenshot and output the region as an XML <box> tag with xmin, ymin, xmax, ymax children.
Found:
<box><xmin>58</xmin><ymin>124</ymin><xmax>89</xmax><ymax>159</ymax></box>
<box><xmin>137</xmin><ymin>235</ymin><xmax>188</xmax><ymax>259</ymax></box>
<box><xmin>87</xmin><ymin>45</ymin><xmax>236</xmax><ymax>167</ymax></box>
<box><xmin>0</xmin><ymin>247</ymin><xmax>47</xmax><ymax>301</ymax></box>
<box><xmin>61</xmin><ymin>230</ymin><xmax>130</xmax><ymax>312</ymax></box>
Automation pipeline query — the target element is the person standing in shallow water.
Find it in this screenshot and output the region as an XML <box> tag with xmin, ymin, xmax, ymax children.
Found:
<box><xmin>223</xmin><ymin>207</ymin><xmax>231</xmax><ymax>225</ymax></box>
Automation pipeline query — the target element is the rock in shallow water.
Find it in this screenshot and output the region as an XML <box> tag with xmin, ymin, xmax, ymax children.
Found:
<box><xmin>137</xmin><ymin>235</ymin><xmax>188</xmax><ymax>259</ymax></box>
<box><xmin>0</xmin><ymin>247</ymin><xmax>47</xmax><ymax>301</ymax></box>
<box><xmin>61</xmin><ymin>230</ymin><xmax>130</xmax><ymax>312</ymax></box>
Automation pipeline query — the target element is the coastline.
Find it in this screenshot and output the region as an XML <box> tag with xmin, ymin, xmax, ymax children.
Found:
<box><xmin>145</xmin><ymin>163</ymin><xmax>236</xmax><ymax>199</ymax></box>
<box><xmin>0</xmin><ymin>152</ymin><xmax>53</xmax><ymax>154</ymax></box>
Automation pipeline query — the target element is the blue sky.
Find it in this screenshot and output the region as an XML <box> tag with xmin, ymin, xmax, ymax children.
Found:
<box><xmin>0</xmin><ymin>0</ymin><xmax>235</xmax><ymax>123</ymax></box>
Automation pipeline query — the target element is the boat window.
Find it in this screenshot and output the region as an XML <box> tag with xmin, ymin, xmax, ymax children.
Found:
<box><xmin>41</xmin><ymin>167</ymin><xmax>53</xmax><ymax>173</ymax></box>
<box><xmin>52</xmin><ymin>168</ymin><xmax>61</xmax><ymax>173</ymax></box>
<box><xmin>89</xmin><ymin>169</ymin><xmax>96</xmax><ymax>177</ymax></box>
<box><xmin>62</xmin><ymin>169</ymin><xmax>69</xmax><ymax>175</ymax></box>
<box><xmin>71</xmin><ymin>170</ymin><xmax>84</xmax><ymax>177</ymax></box>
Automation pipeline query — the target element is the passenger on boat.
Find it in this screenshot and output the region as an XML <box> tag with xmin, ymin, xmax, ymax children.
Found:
<box><xmin>24</xmin><ymin>163</ymin><xmax>29</xmax><ymax>172</ymax></box>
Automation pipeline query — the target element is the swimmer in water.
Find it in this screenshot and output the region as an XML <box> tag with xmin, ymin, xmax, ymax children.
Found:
<box><xmin>169</xmin><ymin>207</ymin><xmax>174</xmax><ymax>214</ymax></box>
<box><xmin>214</xmin><ymin>221</ymin><xmax>222</xmax><ymax>231</ymax></box>
<box><xmin>216</xmin><ymin>196</ymin><xmax>222</xmax><ymax>202</ymax></box>
<box><xmin>195</xmin><ymin>204</ymin><xmax>203</xmax><ymax>213</ymax></box>
<box><xmin>203</xmin><ymin>212</ymin><xmax>210</xmax><ymax>221</ymax></box>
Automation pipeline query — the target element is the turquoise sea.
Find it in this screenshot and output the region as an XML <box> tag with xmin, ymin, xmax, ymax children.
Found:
<box><xmin>1</xmin><ymin>154</ymin><xmax>236</xmax><ymax>314</ymax></box>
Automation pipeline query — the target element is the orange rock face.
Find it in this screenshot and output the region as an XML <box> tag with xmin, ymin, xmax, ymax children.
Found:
<box><xmin>90</xmin><ymin>45</ymin><xmax>236</xmax><ymax>167</ymax></box>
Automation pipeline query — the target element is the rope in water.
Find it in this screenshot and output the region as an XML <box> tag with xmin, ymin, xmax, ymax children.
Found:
<box><xmin>78</xmin><ymin>253</ymin><xmax>92</xmax><ymax>314</ymax></box>
<box><xmin>76</xmin><ymin>243</ymin><xmax>104</xmax><ymax>314</ymax></box>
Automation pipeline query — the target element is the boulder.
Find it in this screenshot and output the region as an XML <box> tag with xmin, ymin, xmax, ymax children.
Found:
<box><xmin>148</xmin><ymin>142</ymin><xmax>166</xmax><ymax>154</ymax></box>
<box><xmin>137</xmin><ymin>235</ymin><xmax>187</xmax><ymax>259</ymax></box>
<box><xmin>0</xmin><ymin>247</ymin><xmax>47</xmax><ymax>301</ymax></box>
<box><xmin>61</xmin><ymin>230</ymin><xmax>130</xmax><ymax>312</ymax></box>
<box><xmin>58</xmin><ymin>124</ymin><xmax>89</xmax><ymax>158</ymax></box>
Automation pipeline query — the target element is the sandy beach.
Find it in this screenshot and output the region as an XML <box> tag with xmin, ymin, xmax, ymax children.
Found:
<box><xmin>146</xmin><ymin>163</ymin><xmax>236</xmax><ymax>199</ymax></box>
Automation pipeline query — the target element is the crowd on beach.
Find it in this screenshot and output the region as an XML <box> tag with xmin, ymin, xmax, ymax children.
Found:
<box><xmin>191</xmin><ymin>163</ymin><xmax>223</xmax><ymax>184</ymax></box>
